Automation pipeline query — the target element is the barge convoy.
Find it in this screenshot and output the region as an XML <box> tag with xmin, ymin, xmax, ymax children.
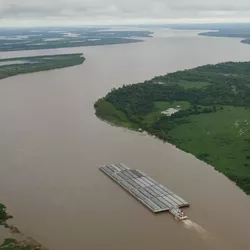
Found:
<box><xmin>99</xmin><ymin>164</ymin><xmax>189</xmax><ymax>221</ymax></box>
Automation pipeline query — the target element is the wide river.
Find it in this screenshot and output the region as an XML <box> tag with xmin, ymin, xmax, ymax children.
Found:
<box><xmin>0</xmin><ymin>29</ymin><xmax>250</xmax><ymax>250</ymax></box>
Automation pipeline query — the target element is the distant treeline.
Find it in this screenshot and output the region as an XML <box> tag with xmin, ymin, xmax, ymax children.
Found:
<box><xmin>0</xmin><ymin>53</ymin><xmax>85</xmax><ymax>80</ymax></box>
<box><xmin>199</xmin><ymin>30</ymin><xmax>250</xmax><ymax>44</ymax></box>
<box><xmin>0</xmin><ymin>29</ymin><xmax>153</xmax><ymax>52</ymax></box>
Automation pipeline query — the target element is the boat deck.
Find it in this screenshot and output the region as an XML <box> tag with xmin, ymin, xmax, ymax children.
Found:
<box><xmin>100</xmin><ymin>164</ymin><xmax>189</xmax><ymax>213</ymax></box>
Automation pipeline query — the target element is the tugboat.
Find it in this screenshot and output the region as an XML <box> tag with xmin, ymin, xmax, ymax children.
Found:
<box><xmin>169</xmin><ymin>207</ymin><xmax>188</xmax><ymax>220</ymax></box>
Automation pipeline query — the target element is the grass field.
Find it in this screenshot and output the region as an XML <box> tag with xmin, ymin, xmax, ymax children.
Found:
<box><xmin>145</xmin><ymin>101</ymin><xmax>190</xmax><ymax>123</ymax></box>
<box><xmin>168</xmin><ymin>106</ymin><xmax>250</xmax><ymax>192</ymax></box>
<box><xmin>176</xmin><ymin>80</ymin><xmax>211</xmax><ymax>89</ymax></box>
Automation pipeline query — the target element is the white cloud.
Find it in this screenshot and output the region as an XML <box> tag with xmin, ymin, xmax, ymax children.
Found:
<box><xmin>1</xmin><ymin>0</ymin><xmax>250</xmax><ymax>26</ymax></box>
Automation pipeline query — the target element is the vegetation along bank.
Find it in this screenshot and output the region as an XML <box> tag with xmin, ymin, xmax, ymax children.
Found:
<box><xmin>0</xmin><ymin>53</ymin><xmax>85</xmax><ymax>80</ymax></box>
<box><xmin>95</xmin><ymin>61</ymin><xmax>250</xmax><ymax>194</ymax></box>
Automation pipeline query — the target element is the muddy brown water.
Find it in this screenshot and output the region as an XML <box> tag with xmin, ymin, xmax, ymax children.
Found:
<box><xmin>0</xmin><ymin>29</ymin><xmax>250</xmax><ymax>250</ymax></box>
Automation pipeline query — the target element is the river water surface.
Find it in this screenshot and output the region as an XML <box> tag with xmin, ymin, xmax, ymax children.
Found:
<box><xmin>0</xmin><ymin>29</ymin><xmax>250</xmax><ymax>250</ymax></box>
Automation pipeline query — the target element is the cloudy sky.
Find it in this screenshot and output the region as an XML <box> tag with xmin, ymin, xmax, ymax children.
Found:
<box><xmin>1</xmin><ymin>0</ymin><xmax>250</xmax><ymax>26</ymax></box>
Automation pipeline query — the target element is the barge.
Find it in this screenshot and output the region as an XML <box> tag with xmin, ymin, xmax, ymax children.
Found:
<box><xmin>99</xmin><ymin>164</ymin><xmax>189</xmax><ymax>219</ymax></box>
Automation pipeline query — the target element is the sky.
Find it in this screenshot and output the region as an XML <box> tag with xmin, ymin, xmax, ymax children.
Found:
<box><xmin>1</xmin><ymin>0</ymin><xmax>250</xmax><ymax>26</ymax></box>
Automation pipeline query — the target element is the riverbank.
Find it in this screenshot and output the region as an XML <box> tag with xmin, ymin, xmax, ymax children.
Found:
<box><xmin>0</xmin><ymin>53</ymin><xmax>86</xmax><ymax>249</ymax></box>
<box><xmin>0</xmin><ymin>204</ymin><xmax>46</xmax><ymax>249</ymax></box>
<box><xmin>199</xmin><ymin>31</ymin><xmax>250</xmax><ymax>45</ymax></box>
<box><xmin>0</xmin><ymin>53</ymin><xmax>85</xmax><ymax>80</ymax></box>
<box><xmin>95</xmin><ymin>61</ymin><xmax>250</xmax><ymax>195</ymax></box>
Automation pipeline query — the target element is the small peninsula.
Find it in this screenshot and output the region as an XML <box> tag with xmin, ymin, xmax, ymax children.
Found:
<box><xmin>95</xmin><ymin>61</ymin><xmax>250</xmax><ymax>195</ymax></box>
<box><xmin>165</xmin><ymin>23</ymin><xmax>250</xmax><ymax>45</ymax></box>
<box><xmin>199</xmin><ymin>30</ymin><xmax>250</xmax><ymax>44</ymax></box>
<box><xmin>0</xmin><ymin>53</ymin><xmax>85</xmax><ymax>80</ymax></box>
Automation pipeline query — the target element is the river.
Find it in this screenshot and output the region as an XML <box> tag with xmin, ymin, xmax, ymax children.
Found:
<box><xmin>0</xmin><ymin>28</ymin><xmax>250</xmax><ymax>250</ymax></box>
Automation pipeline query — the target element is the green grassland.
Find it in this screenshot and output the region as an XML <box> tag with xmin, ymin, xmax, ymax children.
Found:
<box><xmin>95</xmin><ymin>61</ymin><xmax>250</xmax><ymax>194</ymax></box>
<box><xmin>168</xmin><ymin>106</ymin><xmax>250</xmax><ymax>191</ymax></box>
<box><xmin>176</xmin><ymin>80</ymin><xmax>211</xmax><ymax>89</ymax></box>
<box><xmin>0</xmin><ymin>54</ymin><xmax>85</xmax><ymax>80</ymax></box>
<box><xmin>144</xmin><ymin>101</ymin><xmax>190</xmax><ymax>123</ymax></box>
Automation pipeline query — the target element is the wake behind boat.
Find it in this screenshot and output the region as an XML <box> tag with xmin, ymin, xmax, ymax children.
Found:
<box><xmin>99</xmin><ymin>164</ymin><xmax>189</xmax><ymax>221</ymax></box>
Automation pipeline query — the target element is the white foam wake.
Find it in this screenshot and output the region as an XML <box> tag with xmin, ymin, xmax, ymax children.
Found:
<box><xmin>182</xmin><ymin>219</ymin><xmax>209</xmax><ymax>239</ymax></box>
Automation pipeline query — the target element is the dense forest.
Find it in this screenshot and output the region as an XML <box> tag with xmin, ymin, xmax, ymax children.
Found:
<box><xmin>0</xmin><ymin>203</ymin><xmax>11</xmax><ymax>224</ymax></box>
<box><xmin>0</xmin><ymin>53</ymin><xmax>85</xmax><ymax>80</ymax></box>
<box><xmin>95</xmin><ymin>61</ymin><xmax>250</xmax><ymax>194</ymax></box>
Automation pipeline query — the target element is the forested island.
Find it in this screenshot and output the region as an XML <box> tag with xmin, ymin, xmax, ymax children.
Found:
<box><xmin>164</xmin><ymin>23</ymin><xmax>250</xmax><ymax>45</ymax></box>
<box><xmin>199</xmin><ymin>30</ymin><xmax>250</xmax><ymax>44</ymax></box>
<box><xmin>0</xmin><ymin>28</ymin><xmax>153</xmax><ymax>52</ymax></box>
<box><xmin>95</xmin><ymin>61</ymin><xmax>250</xmax><ymax>195</ymax></box>
<box><xmin>0</xmin><ymin>53</ymin><xmax>85</xmax><ymax>80</ymax></box>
